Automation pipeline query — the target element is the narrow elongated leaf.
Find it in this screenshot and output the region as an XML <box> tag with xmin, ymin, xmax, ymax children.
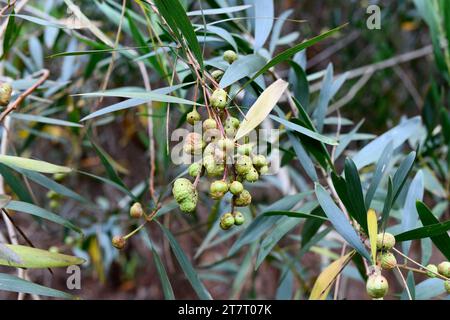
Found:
<box><xmin>416</xmin><ymin>201</ymin><xmax>450</xmax><ymax>259</ymax></box>
<box><xmin>344</xmin><ymin>158</ymin><xmax>367</xmax><ymax>232</ymax></box>
<box><xmin>393</xmin><ymin>152</ymin><xmax>416</xmax><ymax>202</ymax></box>
<box><xmin>415</xmin><ymin>278</ymin><xmax>448</xmax><ymax>300</ymax></box>
<box><xmin>0</xmin><ymin>164</ymin><xmax>33</xmax><ymax>203</ymax></box>
<box><xmin>0</xmin><ymin>195</ymin><xmax>11</xmax><ymax>208</ymax></box>
<box><xmin>235</xmin><ymin>79</ymin><xmax>288</xmax><ymax>140</ymax></box>
<box><xmin>0</xmin><ymin>244</ymin><xmax>84</xmax><ymax>268</ymax></box>
<box><xmin>309</xmin><ymin>251</ymin><xmax>355</xmax><ymax>300</ymax></box>
<box><xmin>367</xmin><ymin>209</ymin><xmax>378</xmax><ymax>264</ymax></box>
<box><xmin>187</xmin><ymin>5</ymin><xmax>252</xmax><ymax>16</ymax></box>
<box><xmin>0</xmin><ymin>273</ymin><xmax>75</xmax><ymax>299</ymax></box>
<box><xmin>381</xmin><ymin>176</ymin><xmax>394</xmax><ymax>226</ymax></box>
<box><xmin>352</xmin><ymin>117</ymin><xmax>421</xmax><ymax>169</ymax></box>
<box><xmin>154</xmin><ymin>0</ymin><xmax>203</xmax><ymax>68</ymax></box>
<box><xmin>256</xmin><ymin>217</ymin><xmax>300</xmax><ymax>269</ymax></box>
<box><xmin>288</xmin><ymin>132</ymin><xmax>318</xmax><ymax>181</ymax></box>
<box><xmin>253</xmin><ymin>0</ymin><xmax>274</xmax><ymax>50</ymax></box>
<box><xmin>0</xmin><ymin>155</ymin><xmax>71</xmax><ymax>174</ymax></box>
<box><xmin>15</xmin><ymin>168</ymin><xmax>87</xmax><ymax>203</ymax></box>
<box><xmin>11</xmin><ymin>113</ymin><xmax>83</xmax><ymax>127</ymax></box>
<box><xmin>271</xmin><ymin>115</ymin><xmax>338</xmax><ymax>145</ymax></box>
<box><xmin>242</xmin><ymin>24</ymin><xmax>347</xmax><ymax>88</ymax></box>
<box><xmin>229</xmin><ymin>191</ymin><xmax>312</xmax><ymax>255</ymax></box>
<box><xmin>365</xmin><ymin>141</ymin><xmax>393</xmax><ymax>208</ymax></box>
<box><xmin>263</xmin><ymin>210</ymin><xmax>327</xmax><ymax>220</ymax></box>
<box><xmin>395</xmin><ymin>220</ymin><xmax>450</xmax><ymax>241</ymax></box>
<box><xmin>80</xmin><ymin>82</ymin><xmax>193</xmax><ymax>121</ymax></box>
<box><xmin>157</xmin><ymin>222</ymin><xmax>212</xmax><ymax>300</ymax></box>
<box><xmin>141</xmin><ymin>230</ymin><xmax>174</xmax><ymax>300</ymax></box>
<box><xmin>315</xmin><ymin>184</ymin><xmax>371</xmax><ymax>261</ymax></box>
<box><xmin>6</xmin><ymin>200</ymin><xmax>82</xmax><ymax>234</ymax></box>
<box><xmin>401</xmin><ymin>170</ymin><xmax>424</xmax><ymax>254</ymax></box>
<box><xmin>219</xmin><ymin>54</ymin><xmax>266</xmax><ymax>88</ymax></box>
<box><xmin>77</xmin><ymin>90</ymin><xmax>199</xmax><ymax>106</ymax></box>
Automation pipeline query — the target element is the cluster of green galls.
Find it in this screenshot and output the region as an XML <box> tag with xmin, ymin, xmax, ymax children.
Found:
<box><xmin>172</xmin><ymin>50</ymin><xmax>270</xmax><ymax>230</ymax></box>
<box><xmin>366</xmin><ymin>232</ymin><xmax>450</xmax><ymax>299</ymax></box>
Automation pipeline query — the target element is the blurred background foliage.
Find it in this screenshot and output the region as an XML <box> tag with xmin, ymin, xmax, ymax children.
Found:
<box><xmin>0</xmin><ymin>0</ymin><xmax>448</xmax><ymax>300</ymax></box>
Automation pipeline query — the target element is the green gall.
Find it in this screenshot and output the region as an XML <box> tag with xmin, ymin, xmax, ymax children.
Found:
<box><xmin>183</xmin><ymin>132</ymin><xmax>205</xmax><ymax>155</ymax></box>
<box><xmin>223</xmin><ymin>50</ymin><xmax>238</xmax><ymax>64</ymax></box>
<box><xmin>236</xmin><ymin>155</ymin><xmax>253</xmax><ymax>175</ymax></box>
<box><xmin>210</xmin><ymin>180</ymin><xmax>229</xmax><ymax>199</ymax></box>
<box><xmin>438</xmin><ymin>261</ymin><xmax>450</xmax><ymax>277</ymax></box>
<box><xmin>225</xmin><ymin>116</ymin><xmax>240</xmax><ymax>129</ymax></box>
<box><xmin>237</xmin><ymin>144</ymin><xmax>253</xmax><ymax>156</ymax></box>
<box><xmin>211</xmin><ymin>69</ymin><xmax>224</xmax><ymax>81</ymax></box>
<box><xmin>377</xmin><ymin>252</ymin><xmax>397</xmax><ymax>270</ymax></box>
<box><xmin>210</xmin><ymin>89</ymin><xmax>227</xmax><ymax>109</ymax></box>
<box><xmin>0</xmin><ymin>83</ymin><xmax>12</xmax><ymax>106</ymax></box>
<box><xmin>245</xmin><ymin>167</ymin><xmax>259</xmax><ymax>182</ymax></box>
<box><xmin>172</xmin><ymin>178</ymin><xmax>195</xmax><ymax>203</ymax></box>
<box><xmin>188</xmin><ymin>162</ymin><xmax>202</xmax><ymax>177</ymax></box>
<box><xmin>49</xmin><ymin>200</ymin><xmax>59</xmax><ymax>210</ymax></box>
<box><xmin>252</xmin><ymin>155</ymin><xmax>267</xmax><ymax>168</ymax></box>
<box><xmin>234</xmin><ymin>189</ymin><xmax>252</xmax><ymax>207</ymax></box>
<box><xmin>376</xmin><ymin>232</ymin><xmax>396</xmax><ymax>250</ymax></box>
<box><xmin>220</xmin><ymin>213</ymin><xmax>235</xmax><ymax>230</ymax></box>
<box><xmin>366</xmin><ymin>274</ymin><xmax>388</xmax><ymax>299</ymax></box>
<box><xmin>217</xmin><ymin>138</ymin><xmax>235</xmax><ymax>153</ymax></box>
<box><xmin>186</xmin><ymin>109</ymin><xmax>201</xmax><ymax>125</ymax></box>
<box><xmin>130</xmin><ymin>202</ymin><xmax>144</xmax><ymax>218</ymax></box>
<box><xmin>425</xmin><ymin>264</ymin><xmax>438</xmax><ymax>278</ymax></box>
<box><xmin>229</xmin><ymin>181</ymin><xmax>244</xmax><ymax>195</ymax></box>
<box><xmin>203</xmin><ymin>118</ymin><xmax>217</xmax><ymax>131</ymax></box>
<box><xmin>233</xmin><ymin>211</ymin><xmax>245</xmax><ymax>225</ymax></box>
<box><xmin>112</xmin><ymin>235</ymin><xmax>126</xmax><ymax>249</ymax></box>
<box><xmin>179</xmin><ymin>195</ymin><xmax>198</xmax><ymax>213</ymax></box>
<box><xmin>258</xmin><ymin>165</ymin><xmax>269</xmax><ymax>175</ymax></box>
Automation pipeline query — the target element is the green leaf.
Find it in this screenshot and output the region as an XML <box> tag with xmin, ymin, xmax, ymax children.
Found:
<box><xmin>315</xmin><ymin>183</ymin><xmax>371</xmax><ymax>261</ymax></box>
<box><xmin>344</xmin><ymin>158</ymin><xmax>367</xmax><ymax>232</ymax></box>
<box><xmin>395</xmin><ymin>220</ymin><xmax>450</xmax><ymax>242</ymax></box>
<box><xmin>392</xmin><ymin>151</ymin><xmax>416</xmax><ymax>202</ymax></box>
<box><xmin>352</xmin><ymin>117</ymin><xmax>421</xmax><ymax>169</ymax></box>
<box><xmin>228</xmin><ymin>191</ymin><xmax>313</xmax><ymax>255</ymax></box>
<box><xmin>157</xmin><ymin>221</ymin><xmax>212</xmax><ymax>300</ymax></box>
<box><xmin>77</xmin><ymin>89</ymin><xmax>199</xmax><ymax>106</ymax></box>
<box><xmin>263</xmin><ymin>210</ymin><xmax>327</xmax><ymax>220</ymax></box>
<box><xmin>301</xmin><ymin>206</ymin><xmax>326</xmax><ymax>247</ymax></box>
<box><xmin>415</xmin><ymin>278</ymin><xmax>448</xmax><ymax>300</ymax></box>
<box><xmin>241</xmin><ymin>24</ymin><xmax>347</xmax><ymax>89</ymax></box>
<box><xmin>271</xmin><ymin>115</ymin><xmax>338</xmax><ymax>145</ymax></box>
<box><xmin>10</xmin><ymin>113</ymin><xmax>83</xmax><ymax>127</ymax></box>
<box><xmin>89</xmin><ymin>138</ymin><xmax>127</xmax><ymax>190</ymax></box>
<box><xmin>0</xmin><ymin>164</ymin><xmax>33</xmax><ymax>203</ymax></box>
<box><xmin>365</xmin><ymin>141</ymin><xmax>393</xmax><ymax>208</ymax></box>
<box><xmin>381</xmin><ymin>176</ymin><xmax>394</xmax><ymax>226</ymax></box>
<box><xmin>401</xmin><ymin>170</ymin><xmax>424</xmax><ymax>254</ymax></box>
<box><xmin>0</xmin><ymin>244</ymin><xmax>85</xmax><ymax>268</ymax></box>
<box><xmin>255</xmin><ymin>217</ymin><xmax>300</xmax><ymax>269</ymax></box>
<box><xmin>141</xmin><ymin>230</ymin><xmax>174</xmax><ymax>300</ymax></box>
<box><xmin>154</xmin><ymin>0</ymin><xmax>204</xmax><ymax>69</ymax></box>
<box><xmin>187</xmin><ymin>5</ymin><xmax>252</xmax><ymax>16</ymax></box>
<box><xmin>0</xmin><ymin>155</ymin><xmax>71</xmax><ymax>174</ymax></box>
<box><xmin>416</xmin><ymin>201</ymin><xmax>450</xmax><ymax>260</ymax></box>
<box><xmin>15</xmin><ymin>168</ymin><xmax>87</xmax><ymax>204</ymax></box>
<box><xmin>287</xmin><ymin>132</ymin><xmax>318</xmax><ymax>182</ymax></box>
<box><xmin>253</xmin><ymin>0</ymin><xmax>274</xmax><ymax>50</ymax></box>
<box><xmin>219</xmin><ymin>54</ymin><xmax>267</xmax><ymax>88</ymax></box>
<box><xmin>5</xmin><ymin>200</ymin><xmax>82</xmax><ymax>234</ymax></box>
<box><xmin>0</xmin><ymin>273</ymin><xmax>75</xmax><ymax>299</ymax></box>
<box><xmin>80</xmin><ymin>82</ymin><xmax>193</xmax><ymax>121</ymax></box>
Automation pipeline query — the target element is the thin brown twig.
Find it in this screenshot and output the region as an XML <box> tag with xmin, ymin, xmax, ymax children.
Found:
<box><xmin>0</xmin><ymin>69</ymin><xmax>49</xmax><ymax>123</ymax></box>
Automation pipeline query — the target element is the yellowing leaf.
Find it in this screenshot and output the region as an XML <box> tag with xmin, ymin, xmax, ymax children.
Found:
<box><xmin>0</xmin><ymin>244</ymin><xmax>85</xmax><ymax>268</ymax></box>
<box><xmin>0</xmin><ymin>155</ymin><xmax>71</xmax><ymax>174</ymax></box>
<box><xmin>234</xmin><ymin>79</ymin><xmax>288</xmax><ymax>141</ymax></box>
<box><xmin>309</xmin><ymin>251</ymin><xmax>355</xmax><ymax>300</ymax></box>
<box><xmin>367</xmin><ymin>208</ymin><xmax>378</xmax><ymax>264</ymax></box>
